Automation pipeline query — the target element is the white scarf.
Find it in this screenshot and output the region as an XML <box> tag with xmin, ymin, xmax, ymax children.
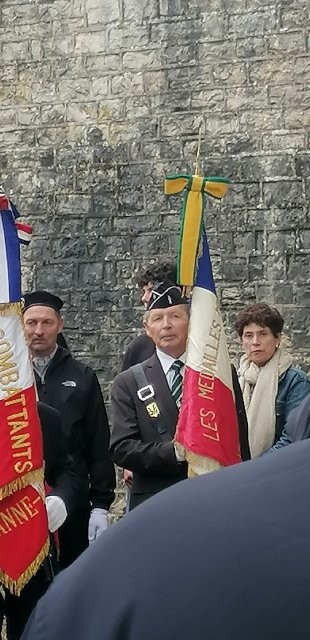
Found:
<box><xmin>238</xmin><ymin>348</ymin><xmax>292</xmax><ymax>458</ymax></box>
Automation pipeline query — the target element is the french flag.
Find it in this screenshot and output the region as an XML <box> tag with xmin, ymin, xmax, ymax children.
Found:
<box><xmin>15</xmin><ymin>221</ymin><xmax>32</xmax><ymax>246</ymax></box>
<box><xmin>0</xmin><ymin>194</ymin><xmax>33</xmax><ymax>302</ymax></box>
<box><xmin>5</xmin><ymin>196</ymin><xmax>32</xmax><ymax>245</ymax></box>
<box><xmin>175</xmin><ymin>230</ymin><xmax>241</xmax><ymax>469</ymax></box>
<box><xmin>0</xmin><ymin>198</ymin><xmax>21</xmax><ymax>303</ymax></box>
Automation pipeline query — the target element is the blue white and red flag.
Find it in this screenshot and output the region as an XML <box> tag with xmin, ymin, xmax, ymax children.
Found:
<box><xmin>0</xmin><ymin>189</ymin><xmax>48</xmax><ymax>594</ymax></box>
<box><xmin>175</xmin><ymin>230</ymin><xmax>241</xmax><ymax>473</ymax></box>
<box><xmin>15</xmin><ymin>221</ymin><xmax>33</xmax><ymax>246</ymax></box>
<box><xmin>0</xmin><ymin>194</ymin><xmax>32</xmax><ymax>302</ymax></box>
<box><xmin>0</xmin><ymin>196</ymin><xmax>22</xmax><ymax>303</ymax></box>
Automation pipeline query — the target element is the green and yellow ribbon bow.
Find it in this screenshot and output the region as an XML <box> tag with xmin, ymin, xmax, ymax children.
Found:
<box><xmin>164</xmin><ymin>174</ymin><xmax>229</xmax><ymax>287</ymax></box>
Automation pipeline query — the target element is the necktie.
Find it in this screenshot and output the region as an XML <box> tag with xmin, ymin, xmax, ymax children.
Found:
<box><xmin>170</xmin><ymin>360</ymin><xmax>184</xmax><ymax>408</ymax></box>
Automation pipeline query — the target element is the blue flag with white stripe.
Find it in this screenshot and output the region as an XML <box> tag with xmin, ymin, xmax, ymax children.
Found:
<box><xmin>0</xmin><ymin>196</ymin><xmax>22</xmax><ymax>303</ymax></box>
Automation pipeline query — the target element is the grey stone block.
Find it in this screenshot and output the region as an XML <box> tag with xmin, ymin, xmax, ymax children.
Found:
<box><xmin>124</xmin><ymin>0</ymin><xmax>159</xmax><ymax>22</ymax></box>
<box><xmin>280</xmin><ymin>5</ymin><xmax>310</xmax><ymax>30</ymax></box>
<box><xmin>235</xmin><ymin>36</ymin><xmax>266</xmax><ymax>58</ymax></box>
<box><xmin>228</xmin><ymin>10</ymin><xmax>277</xmax><ymax>36</ymax></box>
<box><xmin>2</xmin><ymin>40</ymin><xmax>29</xmax><ymax>61</ymax></box>
<box><xmin>263</xmin><ymin>181</ymin><xmax>303</xmax><ymax>208</ymax></box>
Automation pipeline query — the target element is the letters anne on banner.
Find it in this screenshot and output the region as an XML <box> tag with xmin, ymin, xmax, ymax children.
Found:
<box><xmin>0</xmin><ymin>193</ymin><xmax>49</xmax><ymax>594</ymax></box>
<box><xmin>164</xmin><ymin>174</ymin><xmax>241</xmax><ymax>476</ymax></box>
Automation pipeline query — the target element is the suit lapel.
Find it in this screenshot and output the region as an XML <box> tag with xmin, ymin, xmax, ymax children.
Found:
<box><xmin>143</xmin><ymin>354</ymin><xmax>179</xmax><ymax>437</ymax></box>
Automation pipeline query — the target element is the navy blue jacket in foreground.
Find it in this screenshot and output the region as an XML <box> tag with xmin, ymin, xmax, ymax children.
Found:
<box><xmin>22</xmin><ymin>441</ymin><xmax>310</xmax><ymax>640</ymax></box>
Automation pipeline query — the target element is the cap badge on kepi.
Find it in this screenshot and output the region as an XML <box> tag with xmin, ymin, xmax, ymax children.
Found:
<box><xmin>146</xmin><ymin>279</ymin><xmax>189</xmax><ymax>311</ymax></box>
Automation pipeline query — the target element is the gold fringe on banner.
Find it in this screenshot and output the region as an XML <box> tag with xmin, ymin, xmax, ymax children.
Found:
<box><xmin>0</xmin><ymin>538</ymin><xmax>50</xmax><ymax>595</ymax></box>
<box><xmin>186</xmin><ymin>450</ymin><xmax>223</xmax><ymax>477</ymax></box>
<box><xmin>174</xmin><ymin>442</ymin><xmax>223</xmax><ymax>478</ymax></box>
<box><xmin>0</xmin><ymin>302</ymin><xmax>22</xmax><ymax>317</ymax></box>
<box><xmin>0</xmin><ymin>468</ymin><xmax>44</xmax><ymax>502</ymax></box>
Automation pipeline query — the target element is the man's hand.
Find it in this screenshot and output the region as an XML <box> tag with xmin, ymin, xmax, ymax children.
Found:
<box><xmin>46</xmin><ymin>495</ymin><xmax>67</xmax><ymax>533</ymax></box>
<box><xmin>123</xmin><ymin>469</ymin><xmax>133</xmax><ymax>488</ymax></box>
<box><xmin>88</xmin><ymin>508</ymin><xmax>109</xmax><ymax>544</ymax></box>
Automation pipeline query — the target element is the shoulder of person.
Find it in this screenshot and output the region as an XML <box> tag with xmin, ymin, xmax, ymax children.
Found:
<box><xmin>280</xmin><ymin>366</ymin><xmax>309</xmax><ymax>386</ymax></box>
<box><xmin>114</xmin><ymin>355</ymin><xmax>156</xmax><ymax>389</ymax></box>
<box><xmin>123</xmin><ymin>333</ymin><xmax>154</xmax><ymax>360</ymax></box>
<box><xmin>57</xmin><ymin>352</ymin><xmax>103</xmax><ymax>393</ymax></box>
<box><xmin>60</xmin><ymin>351</ymin><xmax>94</xmax><ymax>375</ymax></box>
<box><xmin>124</xmin><ymin>333</ymin><xmax>149</xmax><ymax>353</ymax></box>
<box><xmin>126</xmin><ymin>333</ymin><xmax>151</xmax><ymax>349</ymax></box>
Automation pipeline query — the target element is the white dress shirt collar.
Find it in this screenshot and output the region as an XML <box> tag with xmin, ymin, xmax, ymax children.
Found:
<box><xmin>156</xmin><ymin>348</ymin><xmax>186</xmax><ymax>375</ymax></box>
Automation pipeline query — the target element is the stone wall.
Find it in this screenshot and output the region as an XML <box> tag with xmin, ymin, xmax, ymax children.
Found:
<box><xmin>0</xmin><ymin>0</ymin><xmax>309</xmax><ymax>510</ymax></box>
<box><xmin>1</xmin><ymin>0</ymin><xmax>309</xmax><ymax>374</ymax></box>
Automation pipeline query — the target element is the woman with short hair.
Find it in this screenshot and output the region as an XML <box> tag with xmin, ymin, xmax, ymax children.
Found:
<box><xmin>235</xmin><ymin>302</ymin><xmax>310</xmax><ymax>457</ymax></box>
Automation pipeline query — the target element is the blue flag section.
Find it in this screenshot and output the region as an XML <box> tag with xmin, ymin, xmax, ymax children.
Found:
<box><xmin>0</xmin><ymin>206</ymin><xmax>21</xmax><ymax>303</ymax></box>
<box><xmin>195</xmin><ymin>230</ymin><xmax>216</xmax><ymax>294</ymax></box>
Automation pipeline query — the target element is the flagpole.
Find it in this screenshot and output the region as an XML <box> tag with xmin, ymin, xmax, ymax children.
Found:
<box><xmin>164</xmin><ymin>161</ymin><xmax>240</xmax><ymax>477</ymax></box>
<box><xmin>194</xmin><ymin>126</ymin><xmax>203</xmax><ymax>177</ymax></box>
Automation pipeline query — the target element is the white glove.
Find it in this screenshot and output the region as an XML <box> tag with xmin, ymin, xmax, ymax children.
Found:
<box><xmin>46</xmin><ymin>495</ymin><xmax>67</xmax><ymax>533</ymax></box>
<box><xmin>88</xmin><ymin>508</ymin><xmax>109</xmax><ymax>544</ymax></box>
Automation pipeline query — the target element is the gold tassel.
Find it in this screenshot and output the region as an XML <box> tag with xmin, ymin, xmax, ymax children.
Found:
<box><xmin>0</xmin><ymin>468</ymin><xmax>44</xmax><ymax>501</ymax></box>
<box><xmin>0</xmin><ymin>538</ymin><xmax>50</xmax><ymax>595</ymax></box>
<box><xmin>186</xmin><ymin>450</ymin><xmax>223</xmax><ymax>477</ymax></box>
<box><xmin>175</xmin><ymin>441</ymin><xmax>223</xmax><ymax>477</ymax></box>
<box><xmin>0</xmin><ymin>302</ymin><xmax>22</xmax><ymax>316</ymax></box>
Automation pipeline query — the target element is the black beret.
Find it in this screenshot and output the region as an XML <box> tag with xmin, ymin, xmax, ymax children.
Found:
<box><xmin>146</xmin><ymin>279</ymin><xmax>188</xmax><ymax>311</ymax></box>
<box><xmin>23</xmin><ymin>290</ymin><xmax>63</xmax><ymax>314</ymax></box>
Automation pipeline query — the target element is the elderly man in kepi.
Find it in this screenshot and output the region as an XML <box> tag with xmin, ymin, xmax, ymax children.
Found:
<box><xmin>121</xmin><ymin>264</ymin><xmax>250</xmax><ymax>504</ymax></box>
<box><xmin>110</xmin><ymin>280</ymin><xmax>189</xmax><ymax>509</ymax></box>
<box><xmin>122</xmin><ymin>260</ymin><xmax>178</xmax><ymax>370</ymax></box>
<box><xmin>111</xmin><ymin>280</ymin><xmax>249</xmax><ymax>509</ymax></box>
<box><xmin>22</xmin><ymin>290</ymin><xmax>116</xmax><ymax>568</ymax></box>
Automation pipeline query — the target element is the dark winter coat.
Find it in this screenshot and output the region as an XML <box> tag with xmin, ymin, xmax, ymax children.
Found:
<box><xmin>37</xmin><ymin>401</ymin><xmax>79</xmax><ymax>513</ymax></box>
<box><xmin>34</xmin><ymin>347</ymin><xmax>115</xmax><ymax>511</ymax></box>
<box><xmin>111</xmin><ymin>353</ymin><xmax>188</xmax><ymax>507</ymax></box>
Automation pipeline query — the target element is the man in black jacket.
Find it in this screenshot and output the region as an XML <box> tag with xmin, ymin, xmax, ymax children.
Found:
<box><xmin>3</xmin><ymin>402</ymin><xmax>79</xmax><ymax>640</ymax></box>
<box><xmin>111</xmin><ymin>281</ymin><xmax>249</xmax><ymax>509</ymax></box>
<box><xmin>111</xmin><ymin>282</ymin><xmax>189</xmax><ymax>508</ymax></box>
<box><xmin>122</xmin><ymin>263</ymin><xmax>250</xmax><ymax>464</ymax></box>
<box><xmin>121</xmin><ymin>261</ymin><xmax>178</xmax><ymax>496</ymax></box>
<box><xmin>23</xmin><ymin>291</ymin><xmax>116</xmax><ymax>568</ymax></box>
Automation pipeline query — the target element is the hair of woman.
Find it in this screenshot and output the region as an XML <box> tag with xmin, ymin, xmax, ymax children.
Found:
<box><xmin>235</xmin><ymin>303</ymin><xmax>284</xmax><ymax>338</ymax></box>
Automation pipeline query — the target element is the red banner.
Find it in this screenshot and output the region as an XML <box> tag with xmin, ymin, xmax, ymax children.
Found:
<box><xmin>0</xmin><ymin>201</ymin><xmax>49</xmax><ymax>593</ymax></box>
<box><xmin>0</xmin><ymin>484</ymin><xmax>49</xmax><ymax>593</ymax></box>
<box><xmin>0</xmin><ymin>386</ymin><xmax>44</xmax><ymax>498</ymax></box>
<box><xmin>176</xmin><ymin>367</ymin><xmax>241</xmax><ymax>466</ymax></box>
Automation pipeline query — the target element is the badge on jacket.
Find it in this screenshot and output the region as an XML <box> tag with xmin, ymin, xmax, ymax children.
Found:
<box><xmin>146</xmin><ymin>402</ymin><xmax>160</xmax><ymax>418</ymax></box>
<box><xmin>62</xmin><ymin>380</ymin><xmax>77</xmax><ymax>387</ymax></box>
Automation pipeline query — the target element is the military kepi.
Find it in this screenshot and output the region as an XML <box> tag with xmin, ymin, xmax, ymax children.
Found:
<box><xmin>147</xmin><ymin>279</ymin><xmax>188</xmax><ymax>311</ymax></box>
<box><xmin>23</xmin><ymin>290</ymin><xmax>63</xmax><ymax>314</ymax></box>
